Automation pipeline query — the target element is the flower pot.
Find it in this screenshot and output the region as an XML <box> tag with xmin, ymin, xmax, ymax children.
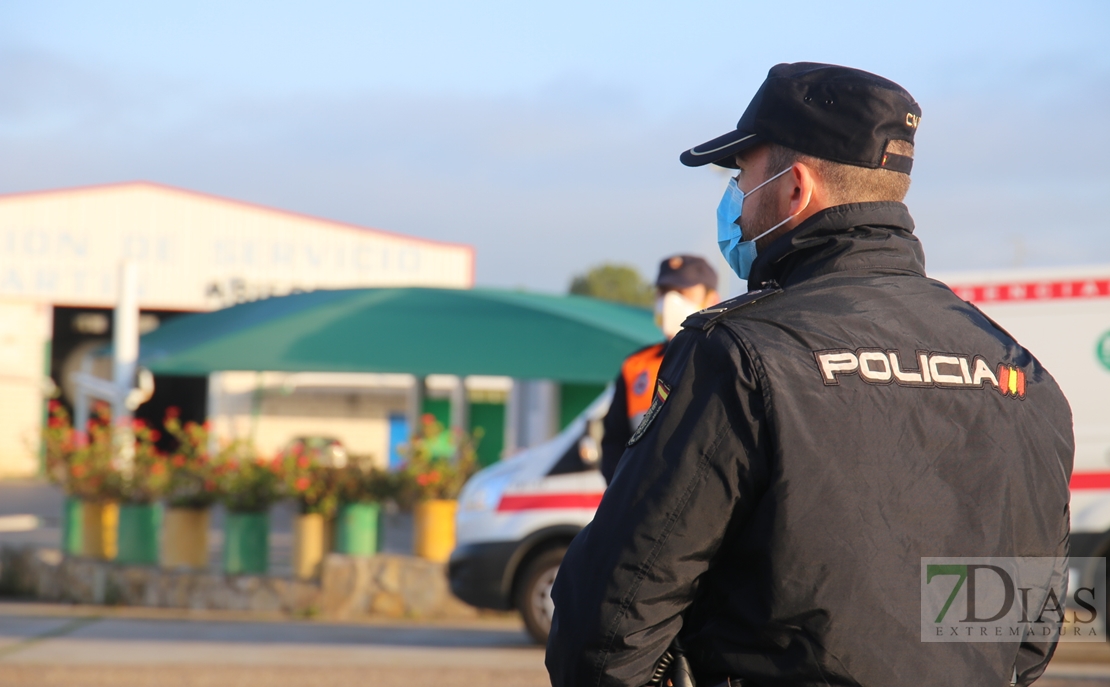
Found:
<box><xmin>81</xmin><ymin>501</ymin><xmax>119</xmax><ymax>560</ymax></box>
<box><xmin>116</xmin><ymin>503</ymin><xmax>162</xmax><ymax>566</ymax></box>
<box><xmin>413</xmin><ymin>499</ymin><xmax>457</xmax><ymax>562</ymax></box>
<box><xmin>223</xmin><ymin>510</ymin><xmax>269</xmax><ymax>575</ymax></box>
<box><xmin>162</xmin><ymin>506</ymin><xmax>211</xmax><ymax>569</ymax></box>
<box><xmin>292</xmin><ymin>512</ymin><xmax>332</xmax><ymax>580</ymax></box>
<box><xmin>334</xmin><ymin>502</ymin><xmax>382</xmax><ymax>556</ymax></box>
<box><xmin>61</xmin><ymin>497</ymin><xmax>83</xmax><ymax>555</ymax></box>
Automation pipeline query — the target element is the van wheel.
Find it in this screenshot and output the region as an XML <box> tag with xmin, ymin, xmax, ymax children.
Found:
<box><xmin>516</xmin><ymin>546</ymin><xmax>565</xmax><ymax>644</ymax></box>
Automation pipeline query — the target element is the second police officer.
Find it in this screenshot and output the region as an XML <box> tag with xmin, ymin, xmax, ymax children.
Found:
<box><xmin>601</xmin><ymin>255</ymin><xmax>719</xmax><ymax>485</ymax></box>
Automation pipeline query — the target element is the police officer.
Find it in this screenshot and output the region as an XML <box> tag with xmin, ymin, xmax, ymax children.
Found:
<box><xmin>547</xmin><ymin>63</ymin><xmax>1073</xmax><ymax>687</ymax></box>
<box><xmin>601</xmin><ymin>255</ymin><xmax>719</xmax><ymax>485</ymax></box>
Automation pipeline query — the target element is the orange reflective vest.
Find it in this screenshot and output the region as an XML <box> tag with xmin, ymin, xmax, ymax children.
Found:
<box><xmin>620</xmin><ymin>342</ymin><xmax>666</xmax><ymax>431</ymax></box>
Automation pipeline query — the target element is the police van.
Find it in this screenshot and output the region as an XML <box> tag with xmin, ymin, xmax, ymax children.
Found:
<box><xmin>448</xmin><ymin>390</ymin><xmax>610</xmax><ymax>643</ymax></box>
<box><xmin>449</xmin><ymin>264</ymin><xmax>1110</xmax><ymax>642</ymax></box>
<box><xmin>940</xmin><ymin>266</ymin><xmax>1110</xmax><ymax>599</ymax></box>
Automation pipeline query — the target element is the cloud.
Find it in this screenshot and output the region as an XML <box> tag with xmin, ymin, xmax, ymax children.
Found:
<box><xmin>1</xmin><ymin>46</ymin><xmax>1108</xmax><ymax>294</ymax></box>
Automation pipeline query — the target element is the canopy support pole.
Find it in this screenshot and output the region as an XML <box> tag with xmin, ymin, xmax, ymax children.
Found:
<box><xmin>408</xmin><ymin>375</ymin><xmax>425</xmax><ymax>434</ymax></box>
<box><xmin>450</xmin><ymin>377</ymin><xmax>468</xmax><ymax>435</ymax></box>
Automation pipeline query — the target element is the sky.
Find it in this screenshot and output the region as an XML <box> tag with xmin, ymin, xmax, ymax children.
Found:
<box><xmin>1</xmin><ymin>1</ymin><xmax>1108</xmax><ymax>294</ymax></box>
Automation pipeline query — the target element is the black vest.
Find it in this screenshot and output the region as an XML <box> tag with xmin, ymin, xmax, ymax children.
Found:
<box><xmin>680</xmin><ymin>202</ymin><xmax>1074</xmax><ymax>685</ymax></box>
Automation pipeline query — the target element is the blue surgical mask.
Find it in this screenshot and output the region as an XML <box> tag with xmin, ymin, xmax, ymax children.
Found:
<box><xmin>716</xmin><ymin>167</ymin><xmax>796</xmax><ymax>280</ymax></box>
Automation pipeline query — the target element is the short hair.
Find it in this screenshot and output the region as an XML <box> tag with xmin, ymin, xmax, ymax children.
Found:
<box><xmin>765</xmin><ymin>140</ymin><xmax>913</xmax><ymax>204</ymax></box>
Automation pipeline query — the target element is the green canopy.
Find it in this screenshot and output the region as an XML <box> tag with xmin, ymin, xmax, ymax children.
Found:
<box><xmin>139</xmin><ymin>287</ymin><xmax>661</xmax><ymax>383</ymax></box>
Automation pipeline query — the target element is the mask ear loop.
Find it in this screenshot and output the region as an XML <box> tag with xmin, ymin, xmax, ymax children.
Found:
<box><xmin>747</xmin><ymin>166</ymin><xmax>805</xmax><ymax>242</ymax></box>
<box><xmin>742</xmin><ymin>165</ymin><xmax>794</xmax><ymax>197</ymax></box>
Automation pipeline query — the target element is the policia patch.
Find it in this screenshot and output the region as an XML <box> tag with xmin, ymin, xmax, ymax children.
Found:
<box><xmin>627</xmin><ymin>378</ymin><xmax>670</xmax><ymax>447</ymax></box>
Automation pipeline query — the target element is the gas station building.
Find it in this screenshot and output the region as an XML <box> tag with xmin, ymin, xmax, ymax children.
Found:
<box><xmin>0</xmin><ymin>181</ymin><xmax>478</xmax><ymax>477</ymax></box>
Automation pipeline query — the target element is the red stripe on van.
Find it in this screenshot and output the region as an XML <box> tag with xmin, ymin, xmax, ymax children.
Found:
<box><xmin>497</xmin><ymin>493</ymin><xmax>604</xmax><ymax>511</ymax></box>
<box><xmin>1070</xmin><ymin>472</ymin><xmax>1110</xmax><ymax>490</ymax></box>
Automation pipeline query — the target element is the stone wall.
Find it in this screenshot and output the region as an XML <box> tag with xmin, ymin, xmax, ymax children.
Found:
<box><xmin>0</xmin><ymin>546</ymin><xmax>479</xmax><ymax>620</ymax></box>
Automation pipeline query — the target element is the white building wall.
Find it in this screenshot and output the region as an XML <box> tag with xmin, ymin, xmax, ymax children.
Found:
<box><xmin>0</xmin><ymin>182</ymin><xmax>474</xmax><ymax>311</ymax></box>
<box><xmin>0</xmin><ymin>300</ymin><xmax>50</xmax><ymax>478</ymax></box>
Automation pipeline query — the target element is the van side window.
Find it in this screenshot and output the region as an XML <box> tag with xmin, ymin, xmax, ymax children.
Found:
<box><xmin>548</xmin><ymin>436</ymin><xmax>598</xmax><ymax>475</ymax></box>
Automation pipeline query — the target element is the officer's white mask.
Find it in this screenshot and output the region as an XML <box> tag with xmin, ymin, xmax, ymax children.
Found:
<box><xmin>655</xmin><ymin>291</ymin><xmax>702</xmax><ymax>340</ymax></box>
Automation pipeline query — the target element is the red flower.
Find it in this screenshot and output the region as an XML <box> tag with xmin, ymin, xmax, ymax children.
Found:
<box><xmin>47</xmin><ymin>417</ymin><xmax>63</xmax><ymax>428</ymax></box>
<box><xmin>296</xmin><ymin>455</ymin><xmax>310</xmax><ymax>469</ymax></box>
<box><xmin>149</xmin><ymin>429</ymin><xmax>161</xmax><ymax>441</ymax></box>
<box><xmin>416</xmin><ymin>470</ymin><xmax>441</xmax><ymax>487</ymax></box>
<box><xmin>48</xmin><ymin>400</ymin><xmax>61</xmax><ymax>411</ymax></box>
<box><xmin>172</xmin><ymin>455</ymin><xmax>187</xmax><ymax>468</ymax></box>
<box><xmin>165</xmin><ymin>406</ymin><xmax>180</xmax><ymax>420</ymax></box>
<box><xmin>70</xmin><ymin>464</ymin><xmax>87</xmax><ymax>478</ymax></box>
<box><xmin>421</xmin><ymin>413</ymin><xmax>436</xmax><ymax>425</ymax></box>
<box><xmin>295</xmin><ymin>476</ymin><xmax>310</xmax><ymax>492</ymax></box>
<box><xmin>151</xmin><ymin>462</ymin><xmax>166</xmax><ymax>476</ymax></box>
<box><xmin>132</xmin><ymin>418</ymin><xmax>147</xmax><ymax>430</ymax></box>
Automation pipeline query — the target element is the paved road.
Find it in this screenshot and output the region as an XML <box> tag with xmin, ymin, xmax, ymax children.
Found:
<box><xmin>0</xmin><ymin>603</ymin><xmax>548</xmax><ymax>686</ymax></box>
<box><xmin>1</xmin><ymin>604</ymin><xmax>1110</xmax><ymax>687</ymax></box>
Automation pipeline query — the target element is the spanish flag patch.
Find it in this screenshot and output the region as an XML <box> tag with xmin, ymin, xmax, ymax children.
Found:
<box><xmin>627</xmin><ymin>379</ymin><xmax>671</xmax><ymax>447</ymax></box>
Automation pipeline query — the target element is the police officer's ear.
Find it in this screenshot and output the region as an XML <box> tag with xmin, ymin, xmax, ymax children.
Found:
<box><xmin>781</xmin><ymin>161</ymin><xmax>827</xmax><ymax>230</ymax></box>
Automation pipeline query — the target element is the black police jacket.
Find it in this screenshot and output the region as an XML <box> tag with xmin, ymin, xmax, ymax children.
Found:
<box><xmin>546</xmin><ymin>202</ymin><xmax>1074</xmax><ymax>687</ymax></box>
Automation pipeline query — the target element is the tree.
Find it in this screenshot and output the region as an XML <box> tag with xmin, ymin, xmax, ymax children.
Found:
<box><xmin>568</xmin><ymin>264</ymin><xmax>655</xmax><ymax>308</ymax></box>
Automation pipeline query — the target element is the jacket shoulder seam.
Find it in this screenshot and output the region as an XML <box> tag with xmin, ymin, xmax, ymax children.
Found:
<box><xmin>681</xmin><ymin>286</ymin><xmax>783</xmax><ymax>331</ymax></box>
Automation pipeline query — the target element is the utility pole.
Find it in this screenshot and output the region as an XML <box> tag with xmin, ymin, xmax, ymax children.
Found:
<box><xmin>112</xmin><ymin>261</ymin><xmax>139</xmax><ymax>473</ymax></box>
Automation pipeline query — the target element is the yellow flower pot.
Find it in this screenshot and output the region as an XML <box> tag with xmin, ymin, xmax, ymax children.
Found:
<box><xmin>413</xmin><ymin>499</ymin><xmax>457</xmax><ymax>562</ymax></box>
<box><xmin>292</xmin><ymin>513</ymin><xmax>334</xmax><ymax>580</ymax></box>
<box><xmin>162</xmin><ymin>506</ymin><xmax>210</xmax><ymax>569</ymax></box>
<box><xmin>81</xmin><ymin>501</ymin><xmax>119</xmax><ymax>560</ymax></box>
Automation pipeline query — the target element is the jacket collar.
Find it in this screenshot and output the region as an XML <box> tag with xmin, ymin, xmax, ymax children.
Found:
<box><xmin>747</xmin><ymin>201</ymin><xmax>924</xmax><ymax>289</ymax></box>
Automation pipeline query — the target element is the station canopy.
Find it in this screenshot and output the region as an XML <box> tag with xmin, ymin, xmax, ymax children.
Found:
<box><xmin>138</xmin><ymin>287</ymin><xmax>661</xmax><ymax>383</ymax></box>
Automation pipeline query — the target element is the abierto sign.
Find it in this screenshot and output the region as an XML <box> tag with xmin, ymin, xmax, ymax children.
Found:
<box><xmin>921</xmin><ymin>557</ymin><xmax>1105</xmax><ymax>642</ymax></box>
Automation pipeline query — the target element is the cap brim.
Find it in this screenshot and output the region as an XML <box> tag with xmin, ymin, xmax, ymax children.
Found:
<box><xmin>679</xmin><ymin>130</ymin><xmax>761</xmax><ymax>168</ymax></box>
<box><xmin>655</xmin><ymin>274</ymin><xmax>695</xmax><ymax>290</ymax></box>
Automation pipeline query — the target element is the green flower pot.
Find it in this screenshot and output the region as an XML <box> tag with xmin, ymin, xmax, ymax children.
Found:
<box><xmin>223</xmin><ymin>510</ymin><xmax>269</xmax><ymax>575</ymax></box>
<box><xmin>117</xmin><ymin>502</ymin><xmax>162</xmax><ymax>565</ymax></box>
<box><xmin>61</xmin><ymin>497</ymin><xmax>83</xmax><ymax>555</ymax></box>
<box><xmin>334</xmin><ymin>502</ymin><xmax>382</xmax><ymax>556</ymax></box>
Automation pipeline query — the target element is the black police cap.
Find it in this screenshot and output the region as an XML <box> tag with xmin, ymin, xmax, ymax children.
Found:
<box><xmin>656</xmin><ymin>255</ymin><xmax>718</xmax><ymax>292</ymax></box>
<box><xmin>680</xmin><ymin>62</ymin><xmax>921</xmax><ymax>174</ymax></box>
